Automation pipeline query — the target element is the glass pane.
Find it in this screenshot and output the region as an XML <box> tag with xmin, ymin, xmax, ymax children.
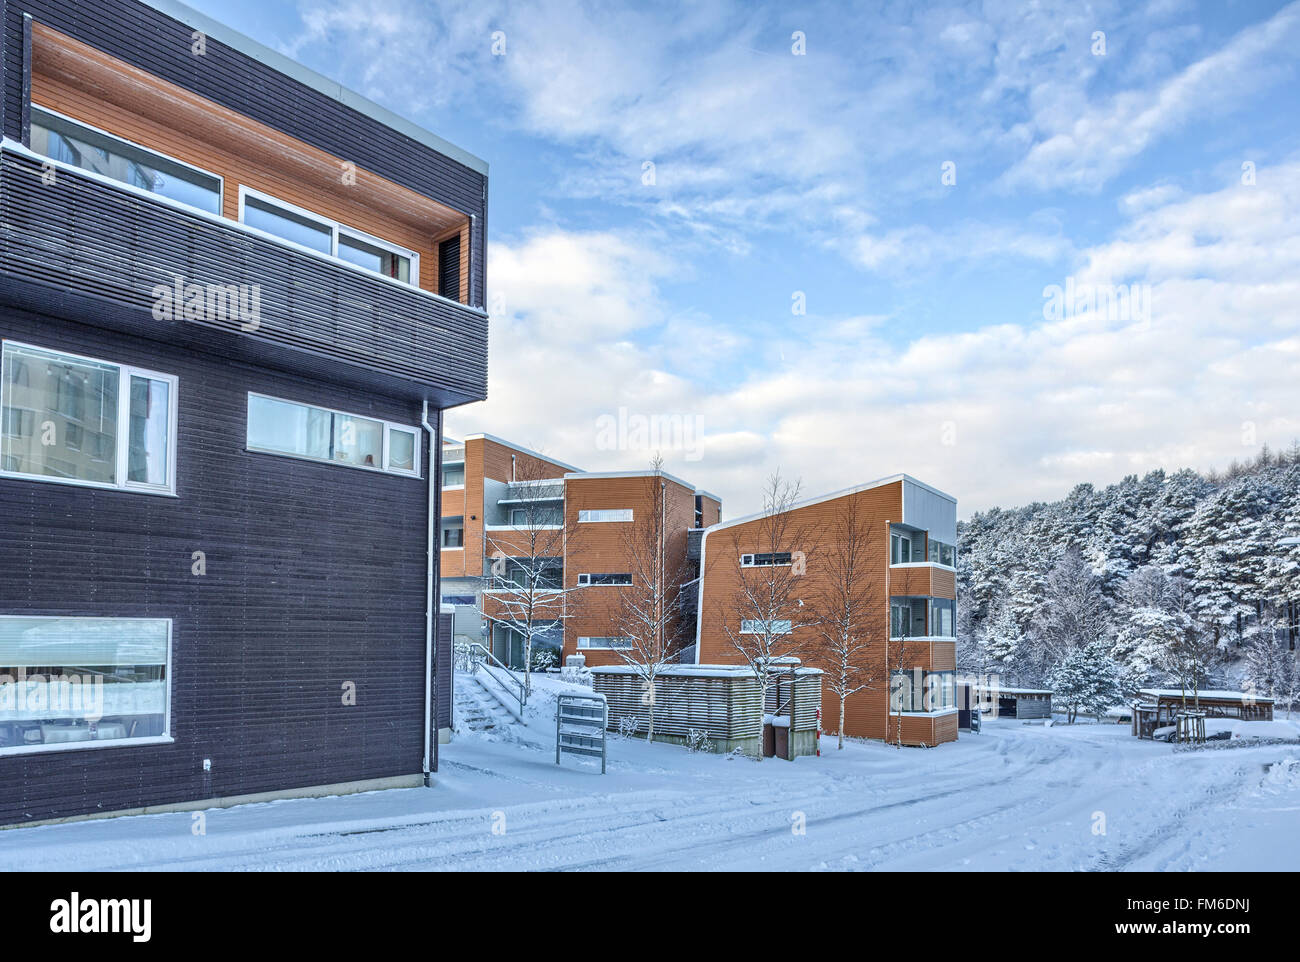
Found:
<box><xmin>0</xmin><ymin>616</ymin><xmax>168</xmax><ymax>751</ymax></box>
<box><xmin>2</xmin><ymin>344</ymin><xmax>118</xmax><ymax>484</ymax></box>
<box><xmin>443</xmin><ymin>464</ymin><xmax>465</xmax><ymax>486</ymax></box>
<box><xmin>388</xmin><ymin>428</ymin><xmax>416</xmax><ymax>472</ymax></box>
<box><xmin>30</xmin><ymin>108</ymin><xmax>220</xmax><ymax>214</ymax></box>
<box><xmin>243</xmin><ymin>195</ymin><xmax>333</xmax><ymax>254</ymax></box>
<box><xmin>338</xmin><ymin>232</ymin><xmax>412</xmax><ymax>282</ymax></box>
<box><xmin>333</xmin><ymin>415</ymin><xmax>383</xmax><ymax>468</ymax></box>
<box><xmin>247</xmin><ymin>395</ymin><xmax>331</xmax><ymax>460</ymax></box>
<box><xmin>127</xmin><ymin>375</ymin><xmax>170</xmax><ymax>486</ymax></box>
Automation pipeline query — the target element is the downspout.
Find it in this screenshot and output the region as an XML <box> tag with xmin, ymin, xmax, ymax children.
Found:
<box><xmin>421</xmin><ymin>400</ymin><xmax>442</xmax><ymax>786</ymax></box>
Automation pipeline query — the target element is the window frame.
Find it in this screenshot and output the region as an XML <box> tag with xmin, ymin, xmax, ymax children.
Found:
<box><xmin>741</xmin><ymin>552</ymin><xmax>793</xmax><ymax>567</ymax></box>
<box><xmin>576</xmin><ymin>572</ymin><xmax>633</xmax><ymax>587</ymax></box>
<box><xmin>0</xmin><ymin>340</ymin><xmax>179</xmax><ymax>497</ymax></box>
<box><xmin>244</xmin><ymin>392</ymin><xmax>421</xmax><ymax>479</ymax></box>
<box><xmin>237</xmin><ymin>186</ymin><xmax>420</xmax><ymax>287</ymax></box>
<box><xmin>441</xmin><ymin>519</ymin><xmax>464</xmax><ymax>549</ymax></box>
<box><xmin>577</xmin><ymin>508</ymin><xmax>634</xmax><ymax>523</ymax></box>
<box><xmin>29</xmin><ymin>104</ymin><xmax>224</xmax><ymax>216</ymax></box>
<box><xmin>577</xmin><ymin>636</ymin><xmax>634</xmax><ymax>650</ymax></box>
<box><xmin>0</xmin><ymin>615</ymin><xmax>174</xmax><ymax>758</ymax></box>
<box><xmin>739</xmin><ymin>619</ymin><xmax>793</xmax><ymax>635</ymax></box>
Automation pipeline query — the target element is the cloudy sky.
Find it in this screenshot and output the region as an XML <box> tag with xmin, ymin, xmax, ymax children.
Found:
<box><xmin>197</xmin><ymin>0</ymin><xmax>1300</xmax><ymax>518</ymax></box>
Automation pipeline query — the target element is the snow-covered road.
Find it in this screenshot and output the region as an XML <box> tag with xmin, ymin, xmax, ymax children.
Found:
<box><xmin>4</xmin><ymin>678</ymin><xmax>1299</xmax><ymax>871</ymax></box>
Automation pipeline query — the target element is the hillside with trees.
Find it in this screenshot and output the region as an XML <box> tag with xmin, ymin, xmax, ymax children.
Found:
<box><xmin>956</xmin><ymin>446</ymin><xmax>1300</xmax><ymax>712</ymax></box>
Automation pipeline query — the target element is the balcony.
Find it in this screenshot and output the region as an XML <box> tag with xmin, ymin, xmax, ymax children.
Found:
<box><xmin>0</xmin><ymin>145</ymin><xmax>487</xmax><ymax>404</ymax></box>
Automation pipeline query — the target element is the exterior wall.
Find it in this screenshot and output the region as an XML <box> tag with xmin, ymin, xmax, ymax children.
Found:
<box><xmin>0</xmin><ymin>309</ymin><xmax>438</xmax><ymax>824</ymax></box>
<box><xmin>699</xmin><ymin>495</ymin><xmax>721</xmax><ymax>528</ymax></box>
<box><xmin>697</xmin><ymin>478</ymin><xmax>958</xmax><ymax>746</ymax></box>
<box><xmin>28</xmin><ymin>22</ymin><xmax>468</xmax><ymax>298</ymax></box>
<box><xmin>563</xmin><ymin>474</ymin><xmax>696</xmax><ymax>668</ymax></box>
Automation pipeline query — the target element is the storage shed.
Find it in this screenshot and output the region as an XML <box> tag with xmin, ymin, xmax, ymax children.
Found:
<box><xmin>1133</xmin><ymin>689</ymin><xmax>1274</xmax><ymax>738</ymax></box>
<box><xmin>590</xmin><ymin>663</ymin><xmax>822</xmax><ymax>758</ymax></box>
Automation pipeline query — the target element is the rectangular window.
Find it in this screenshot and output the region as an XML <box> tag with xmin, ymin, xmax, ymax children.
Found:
<box><xmin>577</xmin><ymin>637</ymin><xmax>633</xmax><ymax>650</ymax></box>
<box><xmin>442</xmin><ymin>519</ymin><xmax>464</xmax><ymax>549</ymax></box>
<box><xmin>929</xmin><ymin>599</ymin><xmax>956</xmax><ymax>638</ymax></box>
<box><xmin>741</xmin><ymin>552</ymin><xmax>793</xmax><ymax>567</ymax></box>
<box><xmin>891</xmin><ymin>669</ymin><xmax>955</xmax><ymax>713</ymax></box>
<box><xmin>928</xmin><ymin>539</ymin><xmax>957</xmax><ymax>567</ymax></box>
<box><xmin>1</xmin><ymin>342</ymin><xmax>176</xmax><ymax>495</ymax></box>
<box><xmin>238</xmin><ymin>188</ymin><xmax>418</xmax><ymax>285</ymax></box>
<box><xmin>577</xmin><ymin>509</ymin><xmax>633</xmax><ymax>523</ymax></box>
<box><xmin>494</xmin><ymin>559</ymin><xmax>562</xmax><ymax>590</ymax></box>
<box><xmin>30</xmin><ymin>106</ymin><xmax>222</xmax><ymax>215</ymax></box>
<box><xmin>740</xmin><ymin>619</ymin><xmax>793</xmax><ymax>635</ymax></box>
<box><xmin>892</xmin><ymin>528</ymin><xmax>925</xmax><ymax>565</ymax></box>
<box><xmin>0</xmin><ymin>616</ymin><xmax>171</xmax><ymax>755</ymax></box>
<box><xmin>890</xmin><ymin>598</ymin><xmax>927</xmax><ymax>638</ymax></box>
<box><xmin>576</xmin><ymin>573</ymin><xmax>633</xmax><ymax>586</ymax></box>
<box><xmin>442</xmin><ymin>463</ymin><xmax>466</xmax><ymax>487</ymax></box>
<box><xmin>442</xmin><ymin>594</ymin><xmax>476</xmax><ymax>606</ymax></box>
<box><xmin>245</xmin><ymin>393</ymin><xmax>419</xmax><ymax>478</ymax></box>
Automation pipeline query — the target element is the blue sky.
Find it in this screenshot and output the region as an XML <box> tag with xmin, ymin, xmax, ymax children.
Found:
<box><xmin>191</xmin><ymin>0</ymin><xmax>1300</xmax><ymax>517</ymax></box>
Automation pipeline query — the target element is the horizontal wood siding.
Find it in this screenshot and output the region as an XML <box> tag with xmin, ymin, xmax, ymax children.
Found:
<box><xmin>0</xmin><ymin>149</ymin><xmax>487</xmax><ymax>402</ymax></box>
<box><xmin>0</xmin><ymin>308</ymin><xmax>440</xmax><ymax>825</ymax></box>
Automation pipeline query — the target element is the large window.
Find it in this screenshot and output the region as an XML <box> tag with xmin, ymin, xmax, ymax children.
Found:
<box><xmin>494</xmin><ymin>559</ymin><xmax>563</xmax><ymax>591</ymax></box>
<box><xmin>29</xmin><ymin>106</ymin><xmax>222</xmax><ymax>215</ymax></box>
<box><xmin>1</xmin><ymin>342</ymin><xmax>177</xmax><ymax>494</ymax></box>
<box><xmin>578</xmin><ymin>509</ymin><xmax>633</xmax><ymax>523</ymax></box>
<box><xmin>509</xmin><ymin>506</ymin><xmax>563</xmax><ymax>525</ymax></box>
<box><xmin>890</xmin><ymin>527</ymin><xmax>923</xmax><ymax>565</ymax></box>
<box><xmin>890</xmin><ymin>597</ymin><xmax>956</xmax><ymax>638</ymax></box>
<box><xmin>0</xmin><ymin>616</ymin><xmax>171</xmax><ymax>755</ymax></box>
<box><xmin>577</xmin><ymin>636</ymin><xmax>633</xmax><ymax>650</ymax></box>
<box><xmin>890</xmin><ymin>669</ymin><xmax>956</xmax><ymax>713</ymax></box>
<box><xmin>929</xmin><ymin>599</ymin><xmax>956</xmax><ymax>638</ymax></box>
<box><xmin>246</xmin><ymin>394</ymin><xmax>419</xmax><ymax>477</ymax></box>
<box><xmin>238</xmin><ymin>188</ymin><xmax>418</xmax><ymax>286</ymax></box>
<box><xmin>441</xmin><ymin>463</ymin><xmax>466</xmax><ymax>487</ymax></box>
<box><xmin>442</xmin><ymin>519</ymin><xmax>464</xmax><ymax>549</ymax></box>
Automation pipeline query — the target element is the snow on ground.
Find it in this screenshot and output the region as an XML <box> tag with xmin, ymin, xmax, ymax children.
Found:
<box><xmin>4</xmin><ymin>673</ymin><xmax>1300</xmax><ymax>871</ymax></box>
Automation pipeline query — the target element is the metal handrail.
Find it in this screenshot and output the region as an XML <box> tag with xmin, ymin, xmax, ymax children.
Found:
<box><xmin>456</xmin><ymin>642</ymin><xmax>527</xmax><ymax>716</ymax></box>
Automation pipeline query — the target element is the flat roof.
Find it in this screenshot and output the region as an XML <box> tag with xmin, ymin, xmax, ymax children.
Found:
<box><xmin>1139</xmin><ymin>689</ymin><xmax>1274</xmax><ymax>704</ymax></box>
<box><xmin>142</xmin><ymin>0</ymin><xmax>488</xmax><ymax>175</ymax></box>
<box><xmin>564</xmin><ymin>469</ymin><xmax>699</xmax><ymax>492</ymax></box>
<box><xmin>695</xmin><ymin>489</ymin><xmax>723</xmax><ymax>503</ymax></box>
<box><xmin>699</xmin><ymin>473</ymin><xmax>954</xmax><ymax>537</ymax></box>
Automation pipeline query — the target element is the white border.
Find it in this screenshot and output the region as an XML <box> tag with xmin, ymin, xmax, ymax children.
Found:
<box><xmin>244</xmin><ymin>391</ymin><xmax>421</xmax><ymax>479</ymax></box>
<box><xmin>0</xmin><ymin>615</ymin><xmax>173</xmax><ymax>758</ymax></box>
<box><xmin>0</xmin><ymin>340</ymin><xmax>180</xmax><ymax>497</ymax></box>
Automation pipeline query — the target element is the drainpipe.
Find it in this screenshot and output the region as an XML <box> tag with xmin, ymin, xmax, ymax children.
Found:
<box><xmin>421</xmin><ymin>400</ymin><xmax>441</xmax><ymax>786</ymax></box>
<box><xmin>468</xmin><ymin>213</ymin><xmax>477</xmax><ymax>308</ymax></box>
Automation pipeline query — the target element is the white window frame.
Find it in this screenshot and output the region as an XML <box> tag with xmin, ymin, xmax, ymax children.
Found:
<box><xmin>29</xmin><ymin>104</ymin><xmax>224</xmax><ymax>216</ymax></box>
<box><xmin>244</xmin><ymin>392</ymin><xmax>421</xmax><ymax>478</ymax></box>
<box><xmin>576</xmin><ymin>573</ymin><xmax>633</xmax><ymax>587</ymax></box>
<box><xmin>441</xmin><ymin>519</ymin><xmax>464</xmax><ymax>550</ymax></box>
<box><xmin>740</xmin><ymin>619</ymin><xmax>793</xmax><ymax>635</ymax></box>
<box><xmin>237</xmin><ymin>186</ymin><xmax>419</xmax><ymax>287</ymax></box>
<box><xmin>740</xmin><ymin>552</ymin><xmax>793</xmax><ymax>567</ymax></box>
<box><xmin>0</xmin><ymin>340</ymin><xmax>179</xmax><ymax>497</ymax></box>
<box><xmin>0</xmin><ymin>615</ymin><xmax>174</xmax><ymax>758</ymax></box>
<box><xmin>577</xmin><ymin>636</ymin><xmax>634</xmax><ymax>650</ymax></box>
<box><xmin>577</xmin><ymin>508</ymin><xmax>634</xmax><ymax>523</ymax></box>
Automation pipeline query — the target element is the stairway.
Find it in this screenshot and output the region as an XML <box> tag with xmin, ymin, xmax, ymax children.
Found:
<box><xmin>453</xmin><ymin>672</ymin><xmax>518</xmax><ymax>734</ymax></box>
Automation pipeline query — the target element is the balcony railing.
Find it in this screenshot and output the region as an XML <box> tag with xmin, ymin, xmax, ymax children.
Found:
<box><xmin>0</xmin><ymin>144</ymin><xmax>487</xmax><ymax>403</ymax></box>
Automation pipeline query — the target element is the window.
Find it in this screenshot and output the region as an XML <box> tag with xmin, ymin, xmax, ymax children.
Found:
<box><xmin>890</xmin><ymin>598</ymin><xmax>927</xmax><ymax>638</ymax></box>
<box><xmin>578</xmin><ymin>509</ymin><xmax>633</xmax><ymax>523</ymax></box>
<box><xmin>508</xmin><ymin>506</ymin><xmax>563</xmax><ymax>526</ymax></box>
<box><xmin>928</xmin><ymin>539</ymin><xmax>957</xmax><ymax>567</ymax></box>
<box><xmin>442</xmin><ymin>463</ymin><xmax>465</xmax><ymax>487</ymax></box>
<box><xmin>740</xmin><ymin>619</ymin><xmax>793</xmax><ymax>635</ymax></box>
<box><xmin>245</xmin><ymin>394</ymin><xmax>420</xmax><ymax>477</ymax></box>
<box><xmin>891</xmin><ymin>527</ymin><xmax>926</xmax><ymax>565</ymax></box>
<box><xmin>1</xmin><ymin>342</ymin><xmax>176</xmax><ymax>494</ymax></box>
<box><xmin>442</xmin><ymin>519</ymin><xmax>464</xmax><ymax>549</ymax></box>
<box><xmin>0</xmin><ymin>616</ymin><xmax>171</xmax><ymax>755</ymax></box>
<box><xmin>929</xmin><ymin>599</ymin><xmax>956</xmax><ymax>638</ymax></box>
<box><xmin>891</xmin><ymin>669</ymin><xmax>955</xmax><ymax>713</ymax></box>
<box><xmin>577</xmin><ymin>637</ymin><xmax>633</xmax><ymax>650</ymax></box>
<box><xmin>30</xmin><ymin>106</ymin><xmax>221</xmax><ymax>215</ymax></box>
<box><xmin>442</xmin><ymin>594</ymin><xmax>476</xmax><ymax>606</ymax></box>
<box><xmin>438</xmin><ymin>237</ymin><xmax>461</xmax><ymax>300</ymax></box>
<box><xmin>238</xmin><ymin>188</ymin><xmax>419</xmax><ymax>286</ymax></box>
<box><xmin>741</xmin><ymin>552</ymin><xmax>792</xmax><ymax>567</ymax></box>
<box><xmin>494</xmin><ymin>559</ymin><xmax>562</xmax><ymax>591</ymax></box>
<box><xmin>576</xmin><ymin>573</ymin><xmax>633</xmax><ymax>586</ymax></box>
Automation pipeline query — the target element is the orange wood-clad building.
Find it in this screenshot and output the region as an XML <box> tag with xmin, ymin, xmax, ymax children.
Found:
<box><xmin>693</xmin><ymin>475</ymin><xmax>959</xmax><ymax>746</ymax></box>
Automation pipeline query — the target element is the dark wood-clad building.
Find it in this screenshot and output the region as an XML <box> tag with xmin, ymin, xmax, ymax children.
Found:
<box><xmin>0</xmin><ymin>0</ymin><xmax>488</xmax><ymax>824</ymax></box>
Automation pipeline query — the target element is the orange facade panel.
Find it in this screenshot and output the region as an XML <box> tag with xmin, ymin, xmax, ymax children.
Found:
<box><xmin>890</xmin><ymin>564</ymin><xmax>957</xmax><ymax>600</ymax></box>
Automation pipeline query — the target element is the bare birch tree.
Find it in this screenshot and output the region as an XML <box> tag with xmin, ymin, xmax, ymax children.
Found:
<box><xmin>721</xmin><ymin>471</ymin><xmax>816</xmax><ymax>760</ymax></box>
<box><xmin>809</xmin><ymin>496</ymin><xmax>881</xmax><ymax>749</ymax></box>
<box><xmin>603</xmin><ymin>456</ymin><xmax>697</xmax><ymax>742</ymax></box>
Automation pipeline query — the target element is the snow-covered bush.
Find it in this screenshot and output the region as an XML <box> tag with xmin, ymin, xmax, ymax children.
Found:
<box><xmin>617</xmin><ymin>716</ymin><xmax>641</xmax><ymax>739</ymax></box>
<box><xmin>685</xmin><ymin>729</ymin><xmax>712</xmax><ymax>753</ymax></box>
